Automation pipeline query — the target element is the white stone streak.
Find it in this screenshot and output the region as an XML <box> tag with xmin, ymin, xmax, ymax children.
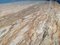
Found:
<box><xmin>10</xmin><ymin>24</ymin><xmax>29</xmax><ymax>45</ymax></box>
<box><xmin>0</xmin><ymin>25</ymin><xmax>11</xmax><ymax>38</ymax></box>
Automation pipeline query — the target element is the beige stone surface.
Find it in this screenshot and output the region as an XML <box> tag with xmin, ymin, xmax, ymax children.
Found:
<box><xmin>0</xmin><ymin>1</ymin><xmax>60</xmax><ymax>45</ymax></box>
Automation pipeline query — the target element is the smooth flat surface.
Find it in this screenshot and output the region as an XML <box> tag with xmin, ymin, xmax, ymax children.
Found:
<box><xmin>0</xmin><ymin>1</ymin><xmax>60</xmax><ymax>45</ymax></box>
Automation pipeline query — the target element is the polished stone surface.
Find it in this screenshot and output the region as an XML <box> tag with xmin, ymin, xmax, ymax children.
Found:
<box><xmin>0</xmin><ymin>2</ymin><xmax>60</xmax><ymax>45</ymax></box>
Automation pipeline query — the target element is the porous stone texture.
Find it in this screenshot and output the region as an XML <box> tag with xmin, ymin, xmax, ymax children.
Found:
<box><xmin>0</xmin><ymin>2</ymin><xmax>60</xmax><ymax>45</ymax></box>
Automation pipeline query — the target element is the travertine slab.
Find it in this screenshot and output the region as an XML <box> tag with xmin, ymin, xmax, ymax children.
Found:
<box><xmin>0</xmin><ymin>2</ymin><xmax>60</xmax><ymax>45</ymax></box>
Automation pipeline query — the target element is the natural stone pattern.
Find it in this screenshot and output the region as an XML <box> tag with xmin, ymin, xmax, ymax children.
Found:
<box><xmin>0</xmin><ymin>1</ymin><xmax>60</xmax><ymax>45</ymax></box>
